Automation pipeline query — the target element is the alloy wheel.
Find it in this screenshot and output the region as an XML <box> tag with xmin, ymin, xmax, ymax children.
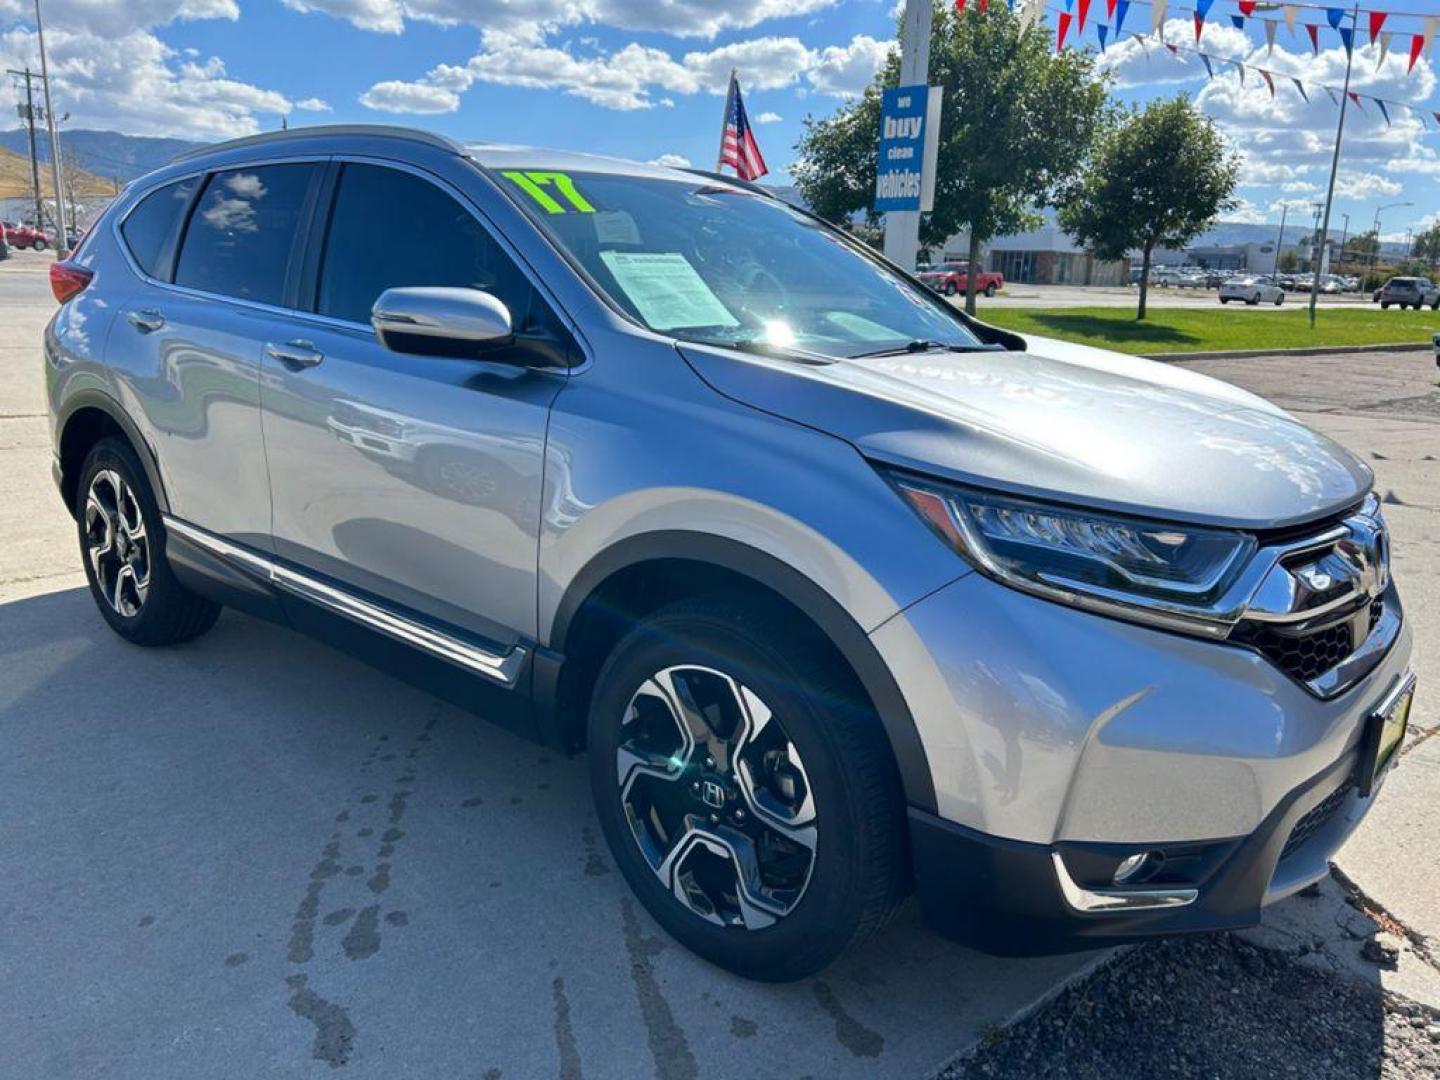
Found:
<box><xmin>616</xmin><ymin>665</ymin><xmax>817</xmax><ymax>930</ymax></box>
<box><xmin>84</xmin><ymin>469</ymin><xmax>151</xmax><ymax>617</ymax></box>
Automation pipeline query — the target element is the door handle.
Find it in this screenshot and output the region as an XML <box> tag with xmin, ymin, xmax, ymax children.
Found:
<box><xmin>265</xmin><ymin>340</ymin><xmax>325</xmax><ymax>370</ymax></box>
<box><xmin>126</xmin><ymin>308</ymin><xmax>165</xmax><ymax>333</ymax></box>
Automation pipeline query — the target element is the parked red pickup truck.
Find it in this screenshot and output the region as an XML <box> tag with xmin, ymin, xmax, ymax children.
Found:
<box><xmin>917</xmin><ymin>262</ymin><xmax>1004</xmax><ymax>298</ymax></box>
<box><xmin>1</xmin><ymin>221</ymin><xmax>52</xmax><ymax>251</ymax></box>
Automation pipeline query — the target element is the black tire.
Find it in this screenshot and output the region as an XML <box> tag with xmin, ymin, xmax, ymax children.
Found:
<box><xmin>1381</xmin><ymin>302</ymin><xmax>1390</xmax><ymax>310</ymax></box>
<box><xmin>1247</xmin><ymin>295</ymin><xmax>1260</xmax><ymax>305</ymax></box>
<box><xmin>1274</xmin><ymin>294</ymin><xmax>1284</xmax><ymax>306</ymax></box>
<box><xmin>76</xmin><ymin>437</ymin><xmax>221</xmax><ymax>646</ymax></box>
<box><xmin>32</xmin><ymin>238</ymin><xmax>46</xmax><ymax>251</ymax></box>
<box><xmin>587</xmin><ymin>597</ymin><xmax>906</xmax><ymax>982</ymax></box>
<box><xmin>984</xmin><ymin>282</ymin><xmax>997</xmax><ymax>298</ymax></box>
<box><xmin>1220</xmin><ymin>297</ymin><xmax>1230</xmax><ymax>304</ymax></box>
<box><xmin>943</xmin><ymin>282</ymin><xmax>957</xmax><ymax>296</ymax></box>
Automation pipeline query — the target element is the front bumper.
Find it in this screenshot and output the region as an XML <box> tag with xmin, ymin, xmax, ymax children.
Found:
<box><xmin>870</xmin><ymin>568</ymin><xmax>1411</xmax><ymax>951</ymax></box>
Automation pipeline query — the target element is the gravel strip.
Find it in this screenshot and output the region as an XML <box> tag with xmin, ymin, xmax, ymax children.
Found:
<box><xmin>939</xmin><ymin>933</ymin><xmax>1440</xmax><ymax>1080</ymax></box>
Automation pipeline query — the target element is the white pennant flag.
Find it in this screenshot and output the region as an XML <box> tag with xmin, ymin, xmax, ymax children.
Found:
<box><xmin>1152</xmin><ymin>0</ymin><xmax>1167</xmax><ymax>37</ymax></box>
<box><xmin>1377</xmin><ymin>31</ymin><xmax>1392</xmax><ymax>67</ymax></box>
<box><xmin>1425</xmin><ymin>17</ymin><xmax>1437</xmax><ymax>57</ymax></box>
<box><xmin>1265</xmin><ymin>19</ymin><xmax>1278</xmax><ymax>54</ymax></box>
<box><xmin>1284</xmin><ymin>5</ymin><xmax>1297</xmax><ymax>35</ymax></box>
<box><xmin>1325</xmin><ymin>86</ymin><xmax>1340</xmax><ymax>105</ymax></box>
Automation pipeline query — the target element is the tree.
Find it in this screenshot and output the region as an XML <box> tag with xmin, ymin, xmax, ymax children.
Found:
<box><xmin>794</xmin><ymin>3</ymin><xmax>1112</xmax><ymax>314</ymax></box>
<box><xmin>1058</xmin><ymin>97</ymin><xmax>1239</xmax><ymax>320</ymax></box>
<box><xmin>1412</xmin><ymin>222</ymin><xmax>1440</xmax><ymax>270</ymax></box>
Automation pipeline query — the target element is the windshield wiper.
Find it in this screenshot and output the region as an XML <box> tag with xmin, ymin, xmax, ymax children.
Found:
<box><xmin>849</xmin><ymin>340</ymin><xmax>1001</xmax><ymax>359</ymax></box>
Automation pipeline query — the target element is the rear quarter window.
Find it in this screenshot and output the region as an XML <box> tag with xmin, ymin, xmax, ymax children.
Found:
<box><xmin>120</xmin><ymin>177</ymin><xmax>199</xmax><ymax>278</ymax></box>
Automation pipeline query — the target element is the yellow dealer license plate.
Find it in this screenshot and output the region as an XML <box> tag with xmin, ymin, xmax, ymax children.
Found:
<box><xmin>1361</xmin><ymin>673</ymin><xmax>1415</xmax><ymax>796</ymax></box>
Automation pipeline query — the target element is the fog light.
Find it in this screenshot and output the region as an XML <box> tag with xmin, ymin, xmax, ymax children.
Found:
<box><xmin>1113</xmin><ymin>850</ymin><xmax>1165</xmax><ymax>886</ymax></box>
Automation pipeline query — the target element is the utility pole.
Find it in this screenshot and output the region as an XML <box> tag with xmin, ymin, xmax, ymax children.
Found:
<box><xmin>1271</xmin><ymin>203</ymin><xmax>1288</xmax><ymax>277</ymax></box>
<box><xmin>34</xmin><ymin>0</ymin><xmax>69</xmax><ymax>257</ymax></box>
<box><xmin>883</xmin><ymin>0</ymin><xmax>933</xmax><ymax>273</ymax></box>
<box><xmin>7</xmin><ymin>68</ymin><xmax>45</xmax><ymax>228</ymax></box>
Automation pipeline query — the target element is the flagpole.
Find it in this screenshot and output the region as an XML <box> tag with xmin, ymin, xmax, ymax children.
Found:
<box><xmin>1308</xmin><ymin>1</ymin><xmax>1358</xmax><ymax>329</ymax></box>
<box><xmin>717</xmin><ymin>69</ymin><xmax>737</xmax><ymax>172</ymax></box>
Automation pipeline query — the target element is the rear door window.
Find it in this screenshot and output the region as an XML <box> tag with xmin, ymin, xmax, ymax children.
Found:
<box><xmin>120</xmin><ymin>177</ymin><xmax>198</xmax><ymax>278</ymax></box>
<box><xmin>174</xmin><ymin>163</ymin><xmax>318</xmax><ymax>306</ymax></box>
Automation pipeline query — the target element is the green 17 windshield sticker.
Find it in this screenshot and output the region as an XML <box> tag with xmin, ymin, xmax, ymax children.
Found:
<box><xmin>503</xmin><ymin>170</ymin><xmax>596</xmax><ymax>214</ymax></box>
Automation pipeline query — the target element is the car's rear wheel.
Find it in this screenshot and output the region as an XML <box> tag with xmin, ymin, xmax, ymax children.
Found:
<box><xmin>587</xmin><ymin>597</ymin><xmax>905</xmax><ymax>981</ymax></box>
<box><xmin>943</xmin><ymin>282</ymin><xmax>957</xmax><ymax>296</ymax></box>
<box><xmin>76</xmin><ymin>438</ymin><xmax>221</xmax><ymax>646</ymax></box>
<box><xmin>1381</xmin><ymin>302</ymin><xmax>1390</xmax><ymax>309</ymax></box>
<box><xmin>1220</xmin><ymin>297</ymin><xmax>1230</xmax><ymax>304</ymax></box>
<box><xmin>1274</xmin><ymin>294</ymin><xmax>1284</xmax><ymax>306</ymax></box>
<box><xmin>32</xmin><ymin>238</ymin><xmax>46</xmax><ymax>251</ymax></box>
<box><xmin>984</xmin><ymin>282</ymin><xmax>997</xmax><ymax>298</ymax></box>
<box><xmin>1248</xmin><ymin>295</ymin><xmax>1260</xmax><ymax>305</ymax></box>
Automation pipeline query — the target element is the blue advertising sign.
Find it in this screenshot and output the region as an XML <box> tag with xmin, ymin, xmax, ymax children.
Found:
<box><xmin>874</xmin><ymin>84</ymin><xmax>936</xmax><ymax>213</ymax></box>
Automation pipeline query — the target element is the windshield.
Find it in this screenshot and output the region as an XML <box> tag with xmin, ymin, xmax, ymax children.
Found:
<box><xmin>498</xmin><ymin>169</ymin><xmax>983</xmax><ymax>359</ymax></box>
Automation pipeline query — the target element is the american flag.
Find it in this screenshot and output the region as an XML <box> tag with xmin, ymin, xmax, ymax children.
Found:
<box><xmin>718</xmin><ymin>72</ymin><xmax>768</xmax><ymax>181</ymax></box>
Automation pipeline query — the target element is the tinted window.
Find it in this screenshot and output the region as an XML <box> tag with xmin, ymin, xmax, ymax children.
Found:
<box><xmin>174</xmin><ymin>164</ymin><xmax>316</xmax><ymax>305</ymax></box>
<box><xmin>120</xmin><ymin>177</ymin><xmax>198</xmax><ymax>278</ymax></box>
<box><xmin>317</xmin><ymin>163</ymin><xmax>544</xmax><ymax>329</ymax></box>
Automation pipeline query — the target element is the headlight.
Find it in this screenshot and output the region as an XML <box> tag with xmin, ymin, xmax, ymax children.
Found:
<box><xmin>887</xmin><ymin>472</ymin><xmax>1257</xmax><ymax>634</ymax></box>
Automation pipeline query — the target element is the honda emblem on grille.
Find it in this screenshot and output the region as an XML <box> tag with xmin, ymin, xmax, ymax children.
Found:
<box><xmin>700</xmin><ymin>780</ymin><xmax>726</xmax><ymax>809</ymax></box>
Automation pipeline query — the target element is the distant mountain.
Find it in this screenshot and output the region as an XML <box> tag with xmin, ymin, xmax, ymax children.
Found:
<box><xmin>0</xmin><ymin>128</ymin><xmax>202</xmax><ymax>184</ymax></box>
<box><xmin>0</xmin><ymin>144</ymin><xmax>113</xmax><ymax>200</ymax></box>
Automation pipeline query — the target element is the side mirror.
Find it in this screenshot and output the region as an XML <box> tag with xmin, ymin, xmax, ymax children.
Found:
<box><xmin>371</xmin><ymin>287</ymin><xmax>513</xmax><ymax>357</ymax></box>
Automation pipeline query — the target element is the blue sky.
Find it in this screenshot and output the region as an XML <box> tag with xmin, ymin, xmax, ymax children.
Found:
<box><xmin>1</xmin><ymin>0</ymin><xmax>1436</xmax><ymax>238</ymax></box>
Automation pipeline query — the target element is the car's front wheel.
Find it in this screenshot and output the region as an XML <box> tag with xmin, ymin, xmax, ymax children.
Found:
<box><xmin>587</xmin><ymin>597</ymin><xmax>905</xmax><ymax>981</ymax></box>
<box><xmin>76</xmin><ymin>438</ymin><xmax>221</xmax><ymax>646</ymax></box>
<box><xmin>1274</xmin><ymin>294</ymin><xmax>1284</xmax><ymax>306</ymax></box>
<box><xmin>984</xmin><ymin>282</ymin><xmax>997</xmax><ymax>298</ymax></box>
<box><xmin>943</xmin><ymin>282</ymin><xmax>957</xmax><ymax>296</ymax></box>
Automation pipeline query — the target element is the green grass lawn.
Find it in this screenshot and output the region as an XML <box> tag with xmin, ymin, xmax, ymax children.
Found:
<box><xmin>979</xmin><ymin>305</ymin><xmax>1440</xmax><ymax>356</ymax></box>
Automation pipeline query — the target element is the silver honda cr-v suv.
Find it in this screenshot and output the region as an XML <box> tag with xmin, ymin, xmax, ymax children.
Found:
<box><xmin>45</xmin><ymin>125</ymin><xmax>1413</xmax><ymax>981</ymax></box>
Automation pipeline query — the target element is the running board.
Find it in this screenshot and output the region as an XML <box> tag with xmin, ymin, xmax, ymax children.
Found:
<box><xmin>162</xmin><ymin>515</ymin><xmax>528</xmax><ymax>687</ymax></box>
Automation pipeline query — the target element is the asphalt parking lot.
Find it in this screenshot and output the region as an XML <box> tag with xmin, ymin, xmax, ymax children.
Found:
<box><xmin>2</xmin><ymin>248</ymin><xmax>1437</xmax><ymax>1078</ymax></box>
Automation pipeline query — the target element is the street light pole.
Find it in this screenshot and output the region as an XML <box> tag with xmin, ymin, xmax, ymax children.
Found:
<box><xmin>33</xmin><ymin>0</ymin><xmax>69</xmax><ymax>257</ymax></box>
<box><xmin>1371</xmin><ymin>201</ymin><xmax>1414</xmax><ymax>282</ymax></box>
<box><xmin>1272</xmin><ymin>203</ymin><xmax>1288</xmax><ymax>276</ymax></box>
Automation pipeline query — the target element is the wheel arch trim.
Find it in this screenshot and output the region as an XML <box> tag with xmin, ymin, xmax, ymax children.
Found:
<box><xmin>546</xmin><ymin>530</ymin><xmax>938</xmax><ymax>813</ymax></box>
<box><xmin>55</xmin><ymin>389</ymin><xmax>169</xmax><ymax>517</ymax></box>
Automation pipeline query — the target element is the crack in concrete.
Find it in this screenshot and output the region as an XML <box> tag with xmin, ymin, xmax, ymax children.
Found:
<box><xmin>1330</xmin><ymin>864</ymin><xmax>1440</xmax><ymax>975</ymax></box>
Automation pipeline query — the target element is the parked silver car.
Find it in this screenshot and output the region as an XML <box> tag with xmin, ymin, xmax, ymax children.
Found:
<box><xmin>44</xmin><ymin>126</ymin><xmax>1412</xmax><ymax>980</ymax></box>
<box><xmin>1379</xmin><ymin>276</ymin><xmax>1440</xmax><ymax>310</ymax></box>
<box><xmin>1219</xmin><ymin>274</ymin><xmax>1286</xmax><ymax>305</ymax></box>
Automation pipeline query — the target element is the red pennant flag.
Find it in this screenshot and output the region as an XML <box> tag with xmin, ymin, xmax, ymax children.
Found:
<box><xmin>955</xmin><ymin>0</ymin><xmax>966</xmax><ymax>11</ymax></box>
<box><xmin>1305</xmin><ymin>23</ymin><xmax>1319</xmax><ymax>53</ymax></box>
<box><xmin>1078</xmin><ymin>0</ymin><xmax>1092</xmax><ymax>31</ymax></box>
<box><xmin>1194</xmin><ymin>12</ymin><xmax>1204</xmax><ymax>40</ymax></box>
<box><xmin>978</xmin><ymin>0</ymin><xmax>990</xmax><ymax>12</ymax></box>
<box><xmin>1237</xmin><ymin>0</ymin><xmax>1256</xmax><ymax>14</ymax></box>
<box><xmin>1106</xmin><ymin>0</ymin><xmax>1117</xmax><ymax>16</ymax></box>
<box><xmin>1166</xmin><ymin>41</ymin><xmax>1180</xmax><ymax>53</ymax></box>
<box><xmin>1409</xmin><ymin>33</ymin><xmax>1425</xmax><ymax>71</ymax></box>
<box><xmin>1260</xmin><ymin>68</ymin><xmax>1276</xmax><ymax>94</ymax></box>
<box><xmin>1348</xmin><ymin>90</ymin><xmax>1365</xmax><ymax>110</ymax></box>
<box><xmin>1368</xmin><ymin>10</ymin><xmax>1387</xmax><ymax>42</ymax></box>
<box><xmin>1057</xmin><ymin>10</ymin><xmax>1073</xmax><ymax>50</ymax></box>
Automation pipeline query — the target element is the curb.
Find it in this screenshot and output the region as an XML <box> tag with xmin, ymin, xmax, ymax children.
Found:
<box><xmin>1151</xmin><ymin>341</ymin><xmax>1434</xmax><ymax>362</ymax></box>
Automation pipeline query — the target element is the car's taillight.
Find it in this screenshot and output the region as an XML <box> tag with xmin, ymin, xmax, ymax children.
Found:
<box><xmin>50</xmin><ymin>260</ymin><xmax>93</xmax><ymax>304</ymax></box>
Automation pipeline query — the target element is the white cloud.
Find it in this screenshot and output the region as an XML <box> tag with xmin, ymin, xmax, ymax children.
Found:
<box><xmin>360</xmin><ymin>32</ymin><xmax>891</xmax><ymax>114</ymax></box>
<box><xmin>755</xmin><ymin>111</ymin><xmax>783</xmax><ymax>123</ymax></box>
<box><xmin>1333</xmin><ymin>171</ymin><xmax>1403</xmax><ymax>198</ymax></box>
<box><xmin>649</xmin><ymin>153</ymin><xmax>692</xmax><ymax>167</ymax></box>
<box><xmin>278</xmin><ymin>0</ymin><xmax>837</xmax><ymax>40</ymax></box>
<box><xmin>295</xmin><ymin>97</ymin><xmax>333</xmax><ymax>111</ymax></box>
<box><xmin>358</xmin><ymin>79</ymin><xmax>461</xmax><ymax>113</ymax></box>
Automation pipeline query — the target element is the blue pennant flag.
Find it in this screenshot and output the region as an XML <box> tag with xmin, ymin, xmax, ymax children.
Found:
<box><xmin>1338</xmin><ymin>25</ymin><xmax>1354</xmax><ymax>54</ymax></box>
<box><xmin>1200</xmin><ymin>53</ymin><xmax>1216</xmax><ymax>78</ymax></box>
<box><xmin>1097</xmin><ymin>23</ymin><xmax>1109</xmax><ymax>49</ymax></box>
<box><xmin>1291</xmin><ymin>76</ymin><xmax>1308</xmax><ymax>101</ymax></box>
<box><xmin>1115</xmin><ymin>0</ymin><xmax>1130</xmax><ymax>33</ymax></box>
<box><xmin>1195</xmin><ymin>0</ymin><xmax>1216</xmax><ymax>23</ymax></box>
<box><xmin>1325</xmin><ymin>6</ymin><xmax>1345</xmax><ymax>30</ymax></box>
<box><xmin>1230</xmin><ymin>14</ymin><xmax>1245</xmax><ymax>29</ymax></box>
<box><xmin>1376</xmin><ymin>99</ymin><xmax>1391</xmax><ymax>126</ymax></box>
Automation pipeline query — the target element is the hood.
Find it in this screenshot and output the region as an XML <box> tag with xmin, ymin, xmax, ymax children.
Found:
<box><xmin>678</xmin><ymin>335</ymin><xmax>1371</xmax><ymax>531</ymax></box>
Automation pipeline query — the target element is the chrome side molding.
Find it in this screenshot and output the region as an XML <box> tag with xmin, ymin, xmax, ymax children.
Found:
<box><xmin>162</xmin><ymin>515</ymin><xmax>528</xmax><ymax>686</ymax></box>
<box><xmin>1050</xmin><ymin>852</ymin><xmax>1199</xmax><ymax>914</ymax></box>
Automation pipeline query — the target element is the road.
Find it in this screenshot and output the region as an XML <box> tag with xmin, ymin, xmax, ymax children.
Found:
<box><xmin>1</xmin><ymin>247</ymin><xmax>1436</xmax><ymax>1078</ymax></box>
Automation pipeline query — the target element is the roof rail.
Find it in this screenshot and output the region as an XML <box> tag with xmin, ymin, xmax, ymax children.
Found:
<box><xmin>170</xmin><ymin>124</ymin><xmax>466</xmax><ymax>164</ymax></box>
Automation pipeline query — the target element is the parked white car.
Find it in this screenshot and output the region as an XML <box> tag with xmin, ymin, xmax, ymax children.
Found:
<box><xmin>1219</xmin><ymin>275</ymin><xmax>1285</xmax><ymax>306</ymax></box>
